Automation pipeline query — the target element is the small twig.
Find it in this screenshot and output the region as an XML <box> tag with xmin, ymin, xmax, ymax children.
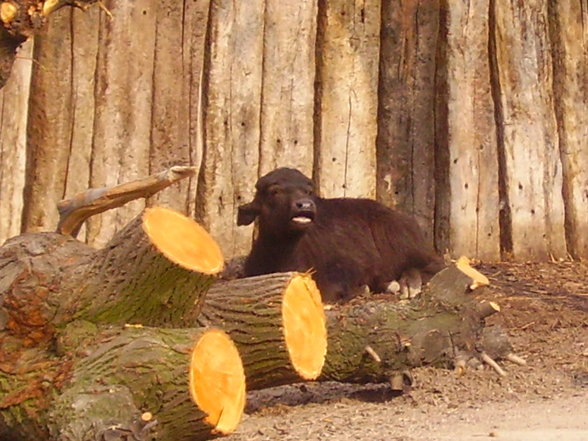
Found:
<box><xmin>389</xmin><ymin>374</ymin><xmax>404</xmax><ymax>391</ymax></box>
<box><xmin>364</xmin><ymin>345</ymin><xmax>381</xmax><ymax>363</ymax></box>
<box><xmin>519</xmin><ymin>321</ymin><xmax>536</xmax><ymax>331</ymax></box>
<box><xmin>480</xmin><ymin>351</ymin><xmax>506</xmax><ymax>377</ymax></box>
<box><xmin>454</xmin><ymin>353</ymin><xmax>468</xmax><ymax>376</ymax></box>
<box><xmin>97</xmin><ymin>0</ymin><xmax>113</xmax><ymax>19</ymax></box>
<box><xmin>505</xmin><ymin>353</ymin><xmax>527</xmax><ymax>366</ymax></box>
<box><xmin>476</xmin><ymin>301</ymin><xmax>501</xmax><ymax>319</ymax></box>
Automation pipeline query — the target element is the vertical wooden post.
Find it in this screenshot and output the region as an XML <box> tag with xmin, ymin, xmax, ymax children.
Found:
<box><xmin>376</xmin><ymin>0</ymin><xmax>439</xmax><ymax>246</ymax></box>
<box><xmin>87</xmin><ymin>0</ymin><xmax>156</xmax><ymax>247</ymax></box>
<box><xmin>0</xmin><ymin>40</ymin><xmax>31</xmax><ymax>244</ymax></box>
<box><xmin>259</xmin><ymin>0</ymin><xmax>318</xmax><ymax>177</ymax></box>
<box><xmin>22</xmin><ymin>9</ymin><xmax>75</xmax><ymax>236</ymax></box>
<box><xmin>442</xmin><ymin>0</ymin><xmax>500</xmax><ymax>260</ymax></box>
<box><xmin>315</xmin><ymin>0</ymin><xmax>380</xmax><ymax>199</ymax></box>
<box><xmin>198</xmin><ymin>0</ymin><xmax>263</xmax><ymax>259</ymax></box>
<box><xmin>549</xmin><ymin>1</ymin><xmax>588</xmax><ymax>259</ymax></box>
<box><xmin>491</xmin><ymin>0</ymin><xmax>566</xmax><ymax>260</ymax></box>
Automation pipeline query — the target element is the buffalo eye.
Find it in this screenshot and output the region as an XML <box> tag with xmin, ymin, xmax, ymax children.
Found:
<box><xmin>270</xmin><ymin>187</ymin><xmax>281</xmax><ymax>196</ymax></box>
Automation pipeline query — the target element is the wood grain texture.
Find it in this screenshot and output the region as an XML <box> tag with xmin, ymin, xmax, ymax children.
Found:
<box><xmin>197</xmin><ymin>0</ymin><xmax>263</xmax><ymax>259</ymax></box>
<box><xmin>549</xmin><ymin>1</ymin><xmax>588</xmax><ymax>259</ymax></box>
<box><xmin>315</xmin><ymin>0</ymin><xmax>380</xmax><ymax>199</ymax></box>
<box><xmin>148</xmin><ymin>0</ymin><xmax>196</xmax><ymax>212</ymax></box>
<box><xmin>21</xmin><ymin>9</ymin><xmax>74</xmax><ymax>235</ymax></box>
<box><xmin>86</xmin><ymin>0</ymin><xmax>156</xmax><ymax>248</ymax></box>
<box><xmin>443</xmin><ymin>0</ymin><xmax>500</xmax><ymax>260</ymax></box>
<box><xmin>492</xmin><ymin>0</ymin><xmax>566</xmax><ymax>260</ymax></box>
<box><xmin>259</xmin><ymin>0</ymin><xmax>318</xmax><ymax>177</ymax></box>
<box><xmin>182</xmin><ymin>0</ymin><xmax>211</xmax><ymax>219</ymax></box>
<box><xmin>376</xmin><ymin>0</ymin><xmax>439</xmax><ymax>246</ymax></box>
<box><xmin>0</xmin><ymin>39</ymin><xmax>31</xmax><ymax>245</ymax></box>
<box><xmin>61</xmin><ymin>7</ymin><xmax>100</xmax><ymax>242</ymax></box>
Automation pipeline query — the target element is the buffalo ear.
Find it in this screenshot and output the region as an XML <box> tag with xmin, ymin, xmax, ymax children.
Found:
<box><xmin>237</xmin><ymin>201</ymin><xmax>260</xmax><ymax>226</ymax></box>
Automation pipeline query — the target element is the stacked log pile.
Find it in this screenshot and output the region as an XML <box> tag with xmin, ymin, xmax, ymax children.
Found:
<box><xmin>0</xmin><ymin>169</ymin><xmax>517</xmax><ymax>440</ymax></box>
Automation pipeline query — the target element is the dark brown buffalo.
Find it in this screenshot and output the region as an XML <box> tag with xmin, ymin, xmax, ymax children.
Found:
<box><xmin>238</xmin><ymin>167</ymin><xmax>444</xmax><ymax>303</ymax></box>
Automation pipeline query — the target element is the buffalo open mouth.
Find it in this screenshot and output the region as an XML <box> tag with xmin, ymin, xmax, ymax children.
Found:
<box><xmin>291</xmin><ymin>211</ymin><xmax>315</xmax><ymax>225</ymax></box>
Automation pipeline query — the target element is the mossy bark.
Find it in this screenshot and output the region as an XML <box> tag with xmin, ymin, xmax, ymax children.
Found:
<box><xmin>321</xmin><ymin>265</ymin><xmax>506</xmax><ymax>383</ymax></box>
<box><xmin>1</xmin><ymin>215</ymin><xmax>215</xmax><ymax>358</ymax></box>
<box><xmin>2</xmin><ymin>325</ymin><xmax>223</xmax><ymax>441</ymax></box>
<box><xmin>68</xmin><ymin>215</ymin><xmax>216</xmax><ymax>326</ymax></box>
<box><xmin>0</xmin><ymin>214</ymin><xmax>220</xmax><ymax>440</ymax></box>
<box><xmin>197</xmin><ymin>273</ymin><xmax>311</xmax><ymax>390</ymax></box>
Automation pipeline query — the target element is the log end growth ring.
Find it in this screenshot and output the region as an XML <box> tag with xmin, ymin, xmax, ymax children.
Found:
<box><xmin>143</xmin><ymin>207</ymin><xmax>224</xmax><ymax>274</ymax></box>
<box><xmin>190</xmin><ymin>329</ymin><xmax>246</xmax><ymax>435</ymax></box>
<box><xmin>282</xmin><ymin>274</ymin><xmax>327</xmax><ymax>380</ymax></box>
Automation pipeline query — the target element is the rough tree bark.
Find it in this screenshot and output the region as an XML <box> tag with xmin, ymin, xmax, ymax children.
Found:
<box><xmin>320</xmin><ymin>262</ymin><xmax>511</xmax><ymax>382</ymax></box>
<box><xmin>1</xmin><ymin>207</ymin><xmax>223</xmax><ymax>353</ymax></box>
<box><xmin>548</xmin><ymin>1</ymin><xmax>588</xmax><ymax>259</ymax></box>
<box><xmin>3</xmin><ymin>325</ymin><xmax>246</xmax><ymax>441</ymax></box>
<box><xmin>259</xmin><ymin>0</ymin><xmax>317</xmax><ymax>176</ymax></box>
<box><xmin>198</xmin><ymin>272</ymin><xmax>327</xmax><ymax>390</ymax></box>
<box><xmin>490</xmin><ymin>0</ymin><xmax>567</xmax><ymax>260</ymax></box>
<box><xmin>0</xmin><ymin>38</ymin><xmax>31</xmax><ymax>244</ymax></box>
<box><xmin>435</xmin><ymin>0</ymin><xmax>500</xmax><ymax>261</ymax></box>
<box><xmin>197</xmin><ymin>0</ymin><xmax>262</xmax><ymax>259</ymax></box>
<box><xmin>192</xmin><ymin>261</ymin><xmax>514</xmax><ymax>387</ymax></box>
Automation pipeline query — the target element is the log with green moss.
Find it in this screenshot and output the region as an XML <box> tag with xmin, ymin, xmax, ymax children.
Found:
<box><xmin>320</xmin><ymin>260</ymin><xmax>514</xmax><ymax>384</ymax></box>
<box><xmin>198</xmin><ymin>260</ymin><xmax>515</xmax><ymax>389</ymax></box>
<box><xmin>197</xmin><ymin>272</ymin><xmax>328</xmax><ymax>390</ymax></box>
<box><xmin>2</xmin><ymin>325</ymin><xmax>246</xmax><ymax>441</ymax></box>
<box><xmin>0</xmin><ymin>206</ymin><xmax>226</xmax><ymax>440</ymax></box>
<box><xmin>1</xmin><ymin>206</ymin><xmax>223</xmax><ymax>352</ymax></box>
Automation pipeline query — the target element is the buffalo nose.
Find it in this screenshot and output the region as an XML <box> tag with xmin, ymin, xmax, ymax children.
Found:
<box><xmin>295</xmin><ymin>199</ymin><xmax>315</xmax><ymax>211</ymax></box>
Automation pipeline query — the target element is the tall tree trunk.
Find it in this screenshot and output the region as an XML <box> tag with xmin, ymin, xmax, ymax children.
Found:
<box><xmin>259</xmin><ymin>0</ymin><xmax>318</xmax><ymax>176</ymax></box>
<box><xmin>87</xmin><ymin>0</ymin><xmax>156</xmax><ymax>247</ymax></box>
<box><xmin>548</xmin><ymin>1</ymin><xmax>588</xmax><ymax>259</ymax></box>
<box><xmin>0</xmin><ymin>39</ymin><xmax>31</xmax><ymax>244</ymax></box>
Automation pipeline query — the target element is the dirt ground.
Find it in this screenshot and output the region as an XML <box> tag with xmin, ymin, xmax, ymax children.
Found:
<box><xmin>224</xmin><ymin>261</ymin><xmax>588</xmax><ymax>441</ymax></box>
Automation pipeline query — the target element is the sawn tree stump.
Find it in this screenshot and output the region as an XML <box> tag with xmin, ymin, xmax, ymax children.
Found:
<box><xmin>0</xmin><ymin>207</ymin><xmax>248</xmax><ymax>441</ymax></box>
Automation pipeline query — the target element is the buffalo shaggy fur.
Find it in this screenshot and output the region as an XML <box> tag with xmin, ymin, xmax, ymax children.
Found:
<box><xmin>238</xmin><ymin>168</ymin><xmax>444</xmax><ymax>303</ymax></box>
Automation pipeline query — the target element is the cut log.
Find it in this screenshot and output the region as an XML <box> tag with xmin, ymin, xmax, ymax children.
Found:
<box><xmin>197</xmin><ymin>272</ymin><xmax>327</xmax><ymax>390</ymax></box>
<box><xmin>319</xmin><ymin>262</ymin><xmax>511</xmax><ymax>383</ymax></box>
<box><xmin>3</xmin><ymin>326</ymin><xmax>246</xmax><ymax>441</ymax></box>
<box><xmin>1</xmin><ymin>206</ymin><xmax>223</xmax><ymax>365</ymax></box>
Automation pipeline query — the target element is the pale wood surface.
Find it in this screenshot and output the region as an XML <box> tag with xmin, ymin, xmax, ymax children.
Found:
<box><xmin>0</xmin><ymin>39</ymin><xmax>31</xmax><ymax>244</ymax></box>
<box><xmin>444</xmin><ymin>0</ymin><xmax>500</xmax><ymax>260</ymax></box>
<box><xmin>493</xmin><ymin>0</ymin><xmax>567</xmax><ymax>260</ymax></box>
<box><xmin>315</xmin><ymin>0</ymin><xmax>380</xmax><ymax>199</ymax></box>
<box><xmin>258</xmin><ymin>0</ymin><xmax>317</xmax><ymax>177</ymax></box>
<box><xmin>21</xmin><ymin>11</ymin><xmax>76</xmax><ymax>236</ymax></box>
<box><xmin>86</xmin><ymin>0</ymin><xmax>156</xmax><ymax>248</ymax></box>
<box><xmin>550</xmin><ymin>1</ymin><xmax>588</xmax><ymax>259</ymax></box>
<box><xmin>0</xmin><ymin>0</ymin><xmax>586</xmax><ymax>260</ymax></box>
<box><xmin>197</xmin><ymin>0</ymin><xmax>263</xmax><ymax>258</ymax></box>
